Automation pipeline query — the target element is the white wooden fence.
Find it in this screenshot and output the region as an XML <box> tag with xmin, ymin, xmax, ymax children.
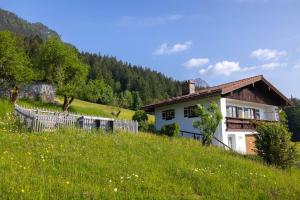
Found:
<box><xmin>14</xmin><ymin>104</ymin><xmax>138</xmax><ymax>133</ymax></box>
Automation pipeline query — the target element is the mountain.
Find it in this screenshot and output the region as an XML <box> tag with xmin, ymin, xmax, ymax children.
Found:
<box><xmin>193</xmin><ymin>78</ymin><xmax>209</xmax><ymax>89</ymax></box>
<box><xmin>0</xmin><ymin>8</ymin><xmax>59</xmax><ymax>40</ymax></box>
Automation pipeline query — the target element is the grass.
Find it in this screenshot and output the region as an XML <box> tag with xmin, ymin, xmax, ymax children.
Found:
<box><xmin>0</xmin><ymin>99</ymin><xmax>300</xmax><ymax>199</ymax></box>
<box><xmin>17</xmin><ymin>97</ymin><xmax>154</xmax><ymax>122</ymax></box>
<box><xmin>2</xmin><ymin>98</ymin><xmax>300</xmax><ymax>199</ymax></box>
<box><xmin>0</xmin><ymin>130</ymin><xmax>299</xmax><ymax>199</ymax></box>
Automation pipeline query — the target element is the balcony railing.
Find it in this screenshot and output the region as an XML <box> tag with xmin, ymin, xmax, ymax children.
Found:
<box><xmin>226</xmin><ymin>117</ymin><xmax>275</xmax><ymax>131</ymax></box>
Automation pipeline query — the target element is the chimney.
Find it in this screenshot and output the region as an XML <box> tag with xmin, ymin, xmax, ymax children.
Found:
<box><xmin>182</xmin><ymin>80</ymin><xmax>195</xmax><ymax>95</ymax></box>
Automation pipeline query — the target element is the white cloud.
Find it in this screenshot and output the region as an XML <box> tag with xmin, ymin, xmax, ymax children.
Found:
<box><xmin>116</xmin><ymin>14</ymin><xmax>183</xmax><ymax>27</ymax></box>
<box><xmin>260</xmin><ymin>62</ymin><xmax>287</xmax><ymax>70</ymax></box>
<box><xmin>293</xmin><ymin>64</ymin><xmax>300</xmax><ymax>69</ymax></box>
<box><xmin>154</xmin><ymin>41</ymin><xmax>192</xmax><ymax>55</ymax></box>
<box><xmin>198</xmin><ymin>60</ymin><xmax>285</xmax><ymax>76</ymax></box>
<box><xmin>199</xmin><ymin>61</ymin><xmax>252</xmax><ymax>76</ymax></box>
<box><xmin>251</xmin><ymin>48</ymin><xmax>287</xmax><ymax>61</ymax></box>
<box><xmin>183</xmin><ymin>58</ymin><xmax>209</xmax><ymax>69</ymax></box>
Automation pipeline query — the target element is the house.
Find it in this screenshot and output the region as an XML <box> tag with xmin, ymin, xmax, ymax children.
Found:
<box><xmin>142</xmin><ymin>75</ymin><xmax>292</xmax><ymax>154</ymax></box>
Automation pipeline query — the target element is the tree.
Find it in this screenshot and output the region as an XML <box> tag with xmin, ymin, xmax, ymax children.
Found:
<box><xmin>132</xmin><ymin>91</ymin><xmax>143</xmax><ymax>110</ymax></box>
<box><xmin>285</xmin><ymin>97</ymin><xmax>300</xmax><ymax>141</ymax></box>
<box><xmin>122</xmin><ymin>90</ymin><xmax>133</xmax><ymax>109</ymax></box>
<box><xmin>38</xmin><ymin>38</ymin><xmax>88</xmax><ymax>111</ymax></box>
<box><xmin>193</xmin><ymin>102</ymin><xmax>223</xmax><ymax>146</ymax></box>
<box><xmin>0</xmin><ymin>31</ymin><xmax>35</xmax><ymax>103</ymax></box>
<box><xmin>255</xmin><ymin>122</ymin><xmax>296</xmax><ymax>168</ymax></box>
<box><xmin>132</xmin><ymin>110</ymin><xmax>149</xmax><ymax>131</ymax></box>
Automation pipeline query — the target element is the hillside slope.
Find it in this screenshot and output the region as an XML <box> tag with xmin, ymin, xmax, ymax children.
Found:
<box><xmin>0</xmin><ymin>8</ymin><xmax>59</xmax><ymax>40</ymax></box>
<box><xmin>0</xmin><ymin>129</ymin><xmax>299</xmax><ymax>199</ymax></box>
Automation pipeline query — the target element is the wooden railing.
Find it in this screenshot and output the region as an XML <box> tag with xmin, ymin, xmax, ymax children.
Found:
<box><xmin>226</xmin><ymin>117</ymin><xmax>275</xmax><ymax>131</ymax></box>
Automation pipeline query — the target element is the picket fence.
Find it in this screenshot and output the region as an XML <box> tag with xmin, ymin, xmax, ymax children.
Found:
<box><xmin>14</xmin><ymin>104</ymin><xmax>138</xmax><ymax>133</ymax></box>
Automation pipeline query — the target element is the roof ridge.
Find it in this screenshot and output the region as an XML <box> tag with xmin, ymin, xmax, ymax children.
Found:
<box><xmin>195</xmin><ymin>75</ymin><xmax>263</xmax><ymax>94</ymax></box>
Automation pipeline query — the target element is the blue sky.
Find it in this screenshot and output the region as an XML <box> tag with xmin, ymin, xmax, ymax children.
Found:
<box><xmin>1</xmin><ymin>0</ymin><xmax>300</xmax><ymax>97</ymax></box>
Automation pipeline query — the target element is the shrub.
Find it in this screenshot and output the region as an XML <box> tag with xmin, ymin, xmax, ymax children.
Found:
<box><xmin>161</xmin><ymin>123</ymin><xmax>180</xmax><ymax>137</ymax></box>
<box><xmin>255</xmin><ymin>122</ymin><xmax>296</xmax><ymax>168</ymax></box>
<box><xmin>132</xmin><ymin>110</ymin><xmax>149</xmax><ymax>131</ymax></box>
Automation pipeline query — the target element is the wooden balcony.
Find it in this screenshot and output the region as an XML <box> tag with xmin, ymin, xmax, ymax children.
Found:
<box><xmin>226</xmin><ymin>117</ymin><xmax>275</xmax><ymax>131</ymax></box>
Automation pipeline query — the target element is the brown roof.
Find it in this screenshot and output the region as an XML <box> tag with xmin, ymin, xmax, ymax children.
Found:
<box><xmin>142</xmin><ymin>75</ymin><xmax>293</xmax><ymax>111</ymax></box>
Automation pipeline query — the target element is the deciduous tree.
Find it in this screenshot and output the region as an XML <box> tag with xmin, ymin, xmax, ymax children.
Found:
<box><xmin>38</xmin><ymin>38</ymin><xmax>88</xmax><ymax>111</ymax></box>
<box><xmin>193</xmin><ymin>102</ymin><xmax>223</xmax><ymax>146</ymax></box>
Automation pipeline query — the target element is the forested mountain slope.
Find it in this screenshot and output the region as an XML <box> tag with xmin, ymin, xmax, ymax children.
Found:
<box><xmin>0</xmin><ymin>8</ymin><xmax>59</xmax><ymax>40</ymax></box>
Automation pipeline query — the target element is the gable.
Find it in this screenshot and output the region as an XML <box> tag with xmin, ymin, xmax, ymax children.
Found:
<box><xmin>223</xmin><ymin>80</ymin><xmax>289</xmax><ymax>106</ymax></box>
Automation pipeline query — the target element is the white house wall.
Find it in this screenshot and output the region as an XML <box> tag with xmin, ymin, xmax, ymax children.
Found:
<box><xmin>154</xmin><ymin>96</ymin><xmax>223</xmax><ymax>143</ymax></box>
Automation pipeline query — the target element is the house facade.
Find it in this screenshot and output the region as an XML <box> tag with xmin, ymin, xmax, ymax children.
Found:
<box><xmin>142</xmin><ymin>75</ymin><xmax>292</xmax><ymax>154</ymax></box>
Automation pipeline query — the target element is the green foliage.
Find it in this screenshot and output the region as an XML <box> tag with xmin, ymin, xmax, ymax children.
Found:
<box><xmin>132</xmin><ymin>110</ymin><xmax>148</xmax><ymax>122</ymax></box>
<box><xmin>38</xmin><ymin>38</ymin><xmax>88</xmax><ymax>96</ymax></box>
<box><xmin>119</xmin><ymin>90</ymin><xmax>133</xmax><ymax>109</ymax></box>
<box><xmin>81</xmin><ymin>52</ymin><xmax>182</xmax><ymax>106</ymax></box>
<box><xmin>0</xmin><ymin>31</ymin><xmax>35</xmax><ymax>88</ymax></box>
<box><xmin>37</xmin><ymin>38</ymin><xmax>88</xmax><ymax>111</ymax></box>
<box><xmin>193</xmin><ymin>102</ymin><xmax>223</xmax><ymax>146</ymax></box>
<box><xmin>255</xmin><ymin>122</ymin><xmax>296</xmax><ymax>168</ymax></box>
<box><xmin>80</xmin><ymin>79</ymin><xmax>114</xmax><ymax>105</ymax></box>
<box><xmin>161</xmin><ymin>123</ymin><xmax>180</xmax><ymax>137</ymax></box>
<box><xmin>133</xmin><ymin>110</ymin><xmax>149</xmax><ymax>131</ymax></box>
<box><xmin>285</xmin><ymin>97</ymin><xmax>300</xmax><ymax>141</ymax></box>
<box><xmin>132</xmin><ymin>91</ymin><xmax>143</xmax><ymax>110</ymax></box>
<box><xmin>279</xmin><ymin>109</ymin><xmax>288</xmax><ymax>128</ymax></box>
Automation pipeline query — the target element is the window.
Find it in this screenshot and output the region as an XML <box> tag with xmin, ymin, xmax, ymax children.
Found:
<box><xmin>244</xmin><ymin>108</ymin><xmax>260</xmax><ymax>119</ymax></box>
<box><xmin>162</xmin><ymin>109</ymin><xmax>175</xmax><ymax>120</ymax></box>
<box><xmin>255</xmin><ymin>109</ymin><xmax>260</xmax><ymax>120</ymax></box>
<box><xmin>226</xmin><ymin>106</ymin><xmax>243</xmax><ymax>118</ymax></box>
<box><xmin>184</xmin><ymin>105</ymin><xmax>198</xmax><ymax>118</ymax></box>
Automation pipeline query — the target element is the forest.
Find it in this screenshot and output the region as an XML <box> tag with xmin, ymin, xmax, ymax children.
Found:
<box><xmin>0</xmin><ymin>31</ymin><xmax>181</xmax><ymax>111</ymax></box>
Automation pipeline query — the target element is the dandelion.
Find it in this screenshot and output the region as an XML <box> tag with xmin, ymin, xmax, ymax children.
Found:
<box><xmin>21</xmin><ymin>189</ymin><xmax>25</xmax><ymax>193</ymax></box>
<box><xmin>120</xmin><ymin>176</ymin><xmax>124</xmax><ymax>180</ymax></box>
<box><xmin>109</xmin><ymin>179</ymin><xmax>112</xmax><ymax>183</ymax></box>
<box><xmin>114</xmin><ymin>188</ymin><xmax>118</xmax><ymax>192</ymax></box>
<box><xmin>66</xmin><ymin>181</ymin><xmax>70</xmax><ymax>185</ymax></box>
<box><xmin>134</xmin><ymin>174</ymin><xmax>138</xmax><ymax>178</ymax></box>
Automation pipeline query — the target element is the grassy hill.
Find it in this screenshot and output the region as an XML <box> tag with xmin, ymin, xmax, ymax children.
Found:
<box><xmin>17</xmin><ymin>97</ymin><xmax>154</xmax><ymax>122</ymax></box>
<box><xmin>0</xmin><ymin>98</ymin><xmax>300</xmax><ymax>199</ymax></box>
<box><xmin>0</xmin><ymin>130</ymin><xmax>299</xmax><ymax>199</ymax></box>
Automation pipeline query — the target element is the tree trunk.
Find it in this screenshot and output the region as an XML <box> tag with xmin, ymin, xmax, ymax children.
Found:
<box><xmin>10</xmin><ymin>86</ymin><xmax>19</xmax><ymax>105</ymax></box>
<box><xmin>62</xmin><ymin>95</ymin><xmax>74</xmax><ymax>112</ymax></box>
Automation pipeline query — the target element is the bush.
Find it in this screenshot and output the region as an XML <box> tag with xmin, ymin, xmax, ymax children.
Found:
<box><xmin>255</xmin><ymin>122</ymin><xmax>296</xmax><ymax>168</ymax></box>
<box><xmin>132</xmin><ymin>110</ymin><xmax>148</xmax><ymax>122</ymax></box>
<box><xmin>132</xmin><ymin>110</ymin><xmax>149</xmax><ymax>131</ymax></box>
<box><xmin>161</xmin><ymin>123</ymin><xmax>180</xmax><ymax>137</ymax></box>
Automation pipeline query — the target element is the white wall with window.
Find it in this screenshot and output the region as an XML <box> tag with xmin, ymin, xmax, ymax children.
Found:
<box><xmin>225</xmin><ymin>99</ymin><xmax>278</xmax><ymax>121</ymax></box>
<box><xmin>154</xmin><ymin>96</ymin><xmax>222</xmax><ymax>140</ymax></box>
